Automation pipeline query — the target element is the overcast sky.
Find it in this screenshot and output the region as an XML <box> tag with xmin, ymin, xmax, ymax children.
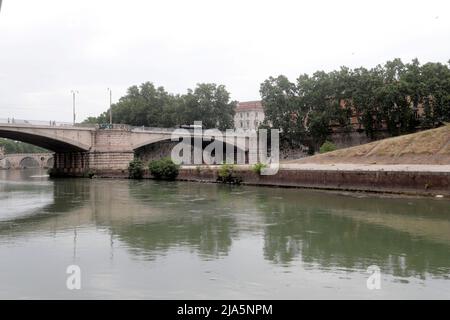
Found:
<box><xmin>0</xmin><ymin>0</ymin><xmax>449</xmax><ymax>122</ymax></box>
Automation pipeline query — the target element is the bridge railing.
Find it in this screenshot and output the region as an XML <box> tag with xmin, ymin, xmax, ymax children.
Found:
<box><xmin>0</xmin><ymin>119</ymin><xmax>256</xmax><ymax>136</ymax></box>
<box><xmin>0</xmin><ymin>118</ymin><xmax>174</xmax><ymax>131</ymax></box>
<box><xmin>130</xmin><ymin>126</ymin><xmax>179</xmax><ymax>133</ymax></box>
<box><xmin>0</xmin><ymin>118</ymin><xmax>97</xmax><ymax>128</ymax></box>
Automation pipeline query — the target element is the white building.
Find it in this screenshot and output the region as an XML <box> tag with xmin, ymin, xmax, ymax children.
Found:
<box><xmin>234</xmin><ymin>101</ymin><xmax>265</xmax><ymax>130</ymax></box>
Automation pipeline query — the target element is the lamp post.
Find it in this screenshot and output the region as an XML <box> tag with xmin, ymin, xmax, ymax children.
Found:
<box><xmin>107</xmin><ymin>88</ymin><xmax>112</xmax><ymax>125</ymax></box>
<box><xmin>71</xmin><ymin>90</ymin><xmax>79</xmax><ymax>125</ymax></box>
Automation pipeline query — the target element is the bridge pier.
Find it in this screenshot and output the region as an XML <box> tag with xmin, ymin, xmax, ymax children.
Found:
<box><xmin>87</xmin><ymin>151</ymin><xmax>134</xmax><ymax>171</ymax></box>
<box><xmin>53</xmin><ymin>151</ymin><xmax>134</xmax><ymax>176</ymax></box>
<box><xmin>53</xmin><ymin>152</ymin><xmax>90</xmax><ymax>175</ymax></box>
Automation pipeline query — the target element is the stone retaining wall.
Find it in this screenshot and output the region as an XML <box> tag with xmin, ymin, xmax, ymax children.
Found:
<box><xmin>63</xmin><ymin>166</ymin><xmax>450</xmax><ymax>197</ymax></box>
<box><xmin>176</xmin><ymin>167</ymin><xmax>450</xmax><ymax>196</ymax></box>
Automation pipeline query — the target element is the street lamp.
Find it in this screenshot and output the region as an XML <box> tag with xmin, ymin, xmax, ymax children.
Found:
<box><xmin>107</xmin><ymin>88</ymin><xmax>112</xmax><ymax>125</ymax></box>
<box><xmin>71</xmin><ymin>90</ymin><xmax>79</xmax><ymax>125</ymax></box>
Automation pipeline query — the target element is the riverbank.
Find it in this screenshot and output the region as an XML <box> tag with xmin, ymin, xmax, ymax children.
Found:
<box><xmin>176</xmin><ymin>164</ymin><xmax>450</xmax><ymax>197</ymax></box>
<box><xmin>75</xmin><ymin>164</ymin><xmax>450</xmax><ymax>198</ymax></box>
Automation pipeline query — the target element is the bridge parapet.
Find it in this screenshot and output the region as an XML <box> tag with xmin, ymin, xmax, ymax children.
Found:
<box><xmin>0</xmin><ymin>118</ymin><xmax>97</xmax><ymax>129</ymax></box>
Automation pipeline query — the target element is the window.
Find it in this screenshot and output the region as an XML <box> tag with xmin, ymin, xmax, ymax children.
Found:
<box><xmin>246</xmin><ymin>112</ymin><xmax>249</xmax><ymax>118</ymax></box>
<box><xmin>240</xmin><ymin>121</ymin><xmax>243</xmax><ymax>128</ymax></box>
<box><xmin>240</xmin><ymin>113</ymin><xmax>243</xmax><ymax>118</ymax></box>
<box><xmin>246</xmin><ymin>120</ymin><xmax>250</xmax><ymax>127</ymax></box>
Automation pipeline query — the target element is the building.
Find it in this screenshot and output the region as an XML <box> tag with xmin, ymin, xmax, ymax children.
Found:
<box><xmin>234</xmin><ymin>101</ymin><xmax>265</xmax><ymax>130</ymax></box>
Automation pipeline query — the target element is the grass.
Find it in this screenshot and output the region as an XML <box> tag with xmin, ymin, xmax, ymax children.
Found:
<box><xmin>291</xmin><ymin>124</ymin><xmax>450</xmax><ymax>165</ymax></box>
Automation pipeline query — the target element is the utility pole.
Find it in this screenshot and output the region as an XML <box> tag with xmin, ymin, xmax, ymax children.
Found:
<box><xmin>108</xmin><ymin>88</ymin><xmax>112</xmax><ymax>125</ymax></box>
<box><xmin>71</xmin><ymin>90</ymin><xmax>79</xmax><ymax>125</ymax></box>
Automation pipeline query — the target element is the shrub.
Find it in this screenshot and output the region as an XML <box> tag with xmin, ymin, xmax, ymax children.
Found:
<box><xmin>217</xmin><ymin>163</ymin><xmax>241</xmax><ymax>184</ymax></box>
<box><xmin>128</xmin><ymin>159</ymin><xmax>144</xmax><ymax>179</ymax></box>
<box><xmin>252</xmin><ymin>162</ymin><xmax>268</xmax><ymax>175</ymax></box>
<box><xmin>83</xmin><ymin>169</ymin><xmax>96</xmax><ymax>179</ymax></box>
<box><xmin>319</xmin><ymin>141</ymin><xmax>337</xmax><ymax>154</ymax></box>
<box><xmin>148</xmin><ymin>157</ymin><xmax>179</xmax><ymax>180</ymax></box>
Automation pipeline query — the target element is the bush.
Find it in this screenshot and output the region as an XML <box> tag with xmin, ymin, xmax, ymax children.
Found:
<box><xmin>148</xmin><ymin>157</ymin><xmax>179</xmax><ymax>180</ymax></box>
<box><xmin>252</xmin><ymin>162</ymin><xmax>268</xmax><ymax>175</ymax></box>
<box><xmin>217</xmin><ymin>163</ymin><xmax>241</xmax><ymax>184</ymax></box>
<box><xmin>319</xmin><ymin>141</ymin><xmax>337</xmax><ymax>154</ymax></box>
<box><xmin>83</xmin><ymin>169</ymin><xmax>96</xmax><ymax>179</ymax></box>
<box><xmin>128</xmin><ymin>159</ymin><xmax>144</xmax><ymax>179</ymax></box>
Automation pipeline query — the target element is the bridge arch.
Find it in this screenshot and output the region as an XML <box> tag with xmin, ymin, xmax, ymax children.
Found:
<box><xmin>46</xmin><ymin>157</ymin><xmax>54</xmax><ymax>168</ymax></box>
<box><xmin>0</xmin><ymin>127</ymin><xmax>91</xmax><ymax>152</ymax></box>
<box><xmin>134</xmin><ymin>136</ymin><xmax>248</xmax><ymax>164</ymax></box>
<box><xmin>131</xmin><ymin>130</ymin><xmax>249</xmax><ymax>152</ymax></box>
<box><xmin>19</xmin><ymin>156</ymin><xmax>40</xmax><ymax>169</ymax></box>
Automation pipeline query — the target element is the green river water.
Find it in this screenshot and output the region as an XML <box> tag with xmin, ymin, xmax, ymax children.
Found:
<box><xmin>0</xmin><ymin>169</ymin><xmax>449</xmax><ymax>299</ymax></box>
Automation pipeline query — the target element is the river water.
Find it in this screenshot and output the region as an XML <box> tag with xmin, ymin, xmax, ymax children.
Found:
<box><xmin>0</xmin><ymin>169</ymin><xmax>449</xmax><ymax>299</ymax></box>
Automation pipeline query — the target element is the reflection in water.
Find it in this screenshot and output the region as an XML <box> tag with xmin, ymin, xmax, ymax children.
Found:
<box><xmin>259</xmin><ymin>192</ymin><xmax>450</xmax><ymax>279</ymax></box>
<box><xmin>0</xmin><ymin>169</ymin><xmax>449</xmax><ymax>298</ymax></box>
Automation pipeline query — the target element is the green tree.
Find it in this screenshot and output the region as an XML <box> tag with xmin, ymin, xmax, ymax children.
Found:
<box><xmin>260</xmin><ymin>75</ymin><xmax>304</xmax><ymax>146</ymax></box>
<box><xmin>178</xmin><ymin>83</ymin><xmax>236</xmax><ymax>130</ymax></box>
<box><xmin>261</xmin><ymin>58</ymin><xmax>450</xmax><ymax>146</ymax></box>
<box><xmin>419</xmin><ymin>62</ymin><xmax>450</xmax><ymax>126</ymax></box>
<box><xmin>0</xmin><ymin>138</ymin><xmax>48</xmax><ymax>154</ymax></box>
<box><xmin>83</xmin><ymin>82</ymin><xmax>236</xmax><ymax>130</ymax></box>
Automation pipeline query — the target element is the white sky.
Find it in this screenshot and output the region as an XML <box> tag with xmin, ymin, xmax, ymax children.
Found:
<box><xmin>0</xmin><ymin>0</ymin><xmax>449</xmax><ymax>122</ymax></box>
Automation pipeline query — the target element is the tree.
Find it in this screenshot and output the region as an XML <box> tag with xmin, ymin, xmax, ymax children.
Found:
<box><xmin>419</xmin><ymin>62</ymin><xmax>450</xmax><ymax>126</ymax></box>
<box><xmin>260</xmin><ymin>75</ymin><xmax>304</xmax><ymax>146</ymax></box>
<box><xmin>261</xmin><ymin>58</ymin><xmax>450</xmax><ymax>147</ymax></box>
<box><xmin>0</xmin><ymin>138</ymin><xmax>48</xmax><ymax>154</ymax></box>
<box><xmin>375</xmin><ymin>59</ymin><xmax>416</xmax><ymax>135</ymax></box>
<box><xmin>83</xmin><ymin>82</ymin><xmax>235</xmax><ymax>130</ymax></box>
<box><xmin>106</xmin><ymin>82</ymin><xmax>175</xmax><ymax>127</ymax></box>
<box><xmin>261</xmin><ymin>71</ymin><xmax>352</xmax><ymax>149</ymax></box>
<box><xmin>178</xmin><ymin>83</ymin><xmax>236</xmax><ymax>130</ymax></box>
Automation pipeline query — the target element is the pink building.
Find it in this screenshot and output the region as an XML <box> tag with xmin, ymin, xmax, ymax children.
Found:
<box><xmin>234</xmin><ymin>101</ymin><xmax>265</xmax><ymax>130</ymax></box>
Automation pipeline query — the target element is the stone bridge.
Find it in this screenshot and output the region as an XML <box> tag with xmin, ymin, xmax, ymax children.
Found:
<box><xmin>0</xmin><ymin>120</ymin><xmax>253</xmax><ymax>176</ymax></box>
<box><xmin>0</xmin><ymin>153</ymin><xmax>54</xmax><ymax>169</ymax></box>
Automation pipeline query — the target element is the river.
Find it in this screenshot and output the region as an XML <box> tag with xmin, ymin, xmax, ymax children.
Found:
<box><xmin>0</xmin><ymin>169</ymin><xmax>449</xmax><ymax>299</ymax></box>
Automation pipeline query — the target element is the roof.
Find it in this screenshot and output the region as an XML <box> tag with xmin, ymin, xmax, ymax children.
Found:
<box><xmin>235</xmin><ymin>100</ymin><xmax>264</xmax><ymax>112</ymax></box>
